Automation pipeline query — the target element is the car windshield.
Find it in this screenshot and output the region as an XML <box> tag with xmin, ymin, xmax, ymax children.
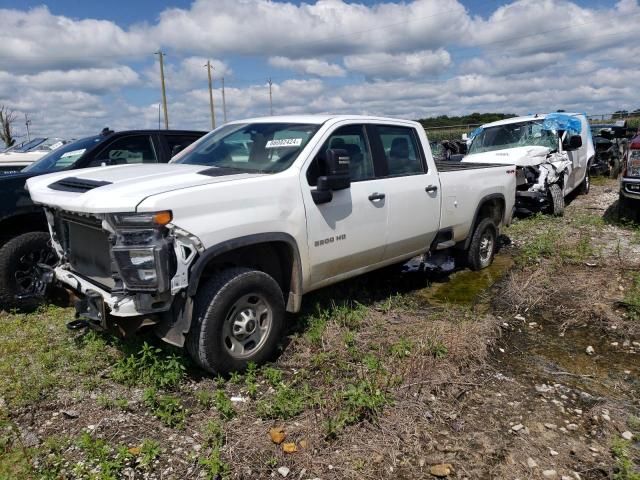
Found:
<box><xmin>23</xmin><ymin>136</ymin><xmax>102</xmax><ymax>173</ymax></box>
<box><xmin>172</xmin><ymin>122</ymin><xmax>320</xmax><ymax>173</ymax></box>
<box><xmin>468</xmin><ymin>120</ymin><xmax>558</xmax><ymax>154</ymax></box>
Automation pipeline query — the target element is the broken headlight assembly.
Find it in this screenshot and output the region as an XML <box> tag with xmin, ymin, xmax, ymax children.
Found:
<box><xmin>626</xmin><ymin>151</ymin><xmax>640</xmax><ymax>178</ymax></box>
<box><xmin>109</xmin><ymin>211</ymin><xmax>174</xmax><ymax>292</ymax></box>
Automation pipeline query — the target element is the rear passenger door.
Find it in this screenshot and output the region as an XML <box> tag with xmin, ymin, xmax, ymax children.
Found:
<box><xmin>367</xmin><ymin>124</ymin><xmax>441</xmax><ymax>260</ymax></box>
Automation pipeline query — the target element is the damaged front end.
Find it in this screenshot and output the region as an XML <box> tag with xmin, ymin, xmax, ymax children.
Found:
<box><xmin>43</xmin><ymin>208</ymin><xmax>202</xmax><ymax>340</ymax></box>
<box><xmin>515</xmin><ymin>151</ymin><xmax>571</xmax><ymax>214</ymax></box>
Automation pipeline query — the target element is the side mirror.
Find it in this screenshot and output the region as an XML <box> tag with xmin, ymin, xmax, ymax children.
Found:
<box><xmin>563</xmin><ymin>135</ymin><xmax>582</xmax><ymax>151</ymax></box>
<box><xmin>312</xmin><ymin>148</ymin><xmax>351</xmax><ymax>205</ymax></box>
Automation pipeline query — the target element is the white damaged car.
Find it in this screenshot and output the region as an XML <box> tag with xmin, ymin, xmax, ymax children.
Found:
<box><xmin>463</xmin><ymin>113</ymin><xmax>595</xmax><ymax>216</ymax></box>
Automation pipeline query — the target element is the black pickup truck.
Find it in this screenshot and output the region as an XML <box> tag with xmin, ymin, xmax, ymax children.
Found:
<box><xmin>0</xmin><ymin>128</ymin><xmax>206</xmax><ymax>310</ymax></box>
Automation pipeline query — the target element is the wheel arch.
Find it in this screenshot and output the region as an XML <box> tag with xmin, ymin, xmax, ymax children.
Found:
<box><xmin>187</xmin><ymin>232</ymin><xmax>303</xmax><ymax>313</ymax></box>
<box><xmin>463</xmin><ymin>194</ymin><xmax>505</xmax><ymax>250</ymax></box>
<box><xmin>0</xmin><ymin>210</ymin><xmax>48</xmax><ymax>247</ymax></box>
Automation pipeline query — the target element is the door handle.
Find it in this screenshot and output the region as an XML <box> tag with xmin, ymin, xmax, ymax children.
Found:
<box><xmin>368</xmin><ymin>192</ymin><xmax>386</xmax><ymax>201</ymax></box>
<box><xmin>425</xmin><ymin>185</ymin><xmax>438</xmax><ymax>193</ymax></box>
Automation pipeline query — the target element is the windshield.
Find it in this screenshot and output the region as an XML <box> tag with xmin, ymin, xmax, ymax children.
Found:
<box><xmin>468</xmin><ymin>120</ymin><xmax>558</xmax><ymax>154</ymax></box>
<box><xmin>23</xmin><ymin>136</ymin><xmax>102</xmax><ymax>173</ymax></box>
<box><xmin>172</xmin><ymin>122</ymin><xmax>320</xmax><ymax>173</ymax></box>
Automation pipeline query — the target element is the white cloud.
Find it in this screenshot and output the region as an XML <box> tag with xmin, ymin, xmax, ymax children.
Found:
<box><xmin>344</xmin><ymin>49</ymin><xmax>451</xmax><ymax>78</ymax></box>
<box><xmin>0</xmin><ymin>6</ymin><xmax>151</xmax><ymax>72</ymax></box>
<box><xmin>268</xmin><ymin>57</ymin><xmax>345</xmax><ymax>77</ymax></box>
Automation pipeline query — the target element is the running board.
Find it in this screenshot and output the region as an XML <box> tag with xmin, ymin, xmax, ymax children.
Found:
<box><xmin>434</xmin><ymin>239</ymin><xmax>455</xmax><ymax>250</ymax></box>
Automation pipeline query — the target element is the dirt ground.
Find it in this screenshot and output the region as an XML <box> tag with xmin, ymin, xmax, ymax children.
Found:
<box><xmin>0</xmin><ymin>178</ymin><xmax>638</xmax><ymax>479</ymax></box>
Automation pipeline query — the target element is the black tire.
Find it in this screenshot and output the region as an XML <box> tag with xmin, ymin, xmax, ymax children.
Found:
<box><xmin>186</xmin><ymin>267</ymin><xmax>285</xmax><ymax>374</ymax></box>
<box><xmin>467</xmin><ymin>217</ymin><xmax>497</xmax><ymax>271</ymax></box>
<box><xmin>548</xmin><ymin>183</ymin><xmax>565</xmax><ymax>216</ymax></box>
<box><xmin>579</xmin><ymin>168</ymin><xmax>590</xmax><ymax>195</ymax></box>
<box><xmin>0</xmin><ymin>231</ymin><xmax>57</xmax><ymax>311</ymax></box>
<box><xmin>618</xmin><ymin>196</ymin><xmax>637</xmax><ymax>222</ymax></box>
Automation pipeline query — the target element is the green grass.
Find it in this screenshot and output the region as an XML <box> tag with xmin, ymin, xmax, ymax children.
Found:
<box><xmin>256</xmin><ymin>382</ymin><xmax>314</xmax><ymax>420</ymax></box>
<box><xmin>611</xmin><ymin>438</ymin><xmax>640</xmax><ymax>480</ymax></box>
<box><xmin>111</xmin><ymin>341</ymin><xmax>187</xmax><ymax>390</ymax></box>
<box><xmin>142</xmin><ymin>388</ymin><xmax>188</xmax><ymax>428</ymax></box>
<box><xmin>0</xmin><ymin>306</ymin><xmax>118</xmax><ymax>409</ymax></box>
<box><xmin>622</xmin><ymin>273</ymin><xmax>640</xmax><ymax>319</ymax></box>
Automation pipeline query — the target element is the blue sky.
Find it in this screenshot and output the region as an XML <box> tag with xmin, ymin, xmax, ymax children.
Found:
<box><xmin>0</xmin><ymin>0</ymin><xmax>637</xmax><ymax>139</ymax></box>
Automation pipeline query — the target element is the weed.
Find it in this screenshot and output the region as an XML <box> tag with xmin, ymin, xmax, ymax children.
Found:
<box><xmin>325</xmin><ymin>379</ymin><xmax>389</xmax><ymax>438</ymax></box>
<box><xmin>195</xmin><ymin>390</ymin><xmax>214</xmax><ymax>408</ymax></box>
<box><xmin>256</xmin><ymin>383</ymin><xmax>313</xmax><ymax>420</ymax></box>
<box><xmin>302</xmin><ymin>305</ymin><xmax>330</xmax><ymax>345</ymax></box>
<box><xmin>426</xmin><ymin>339</ymin><xmax>449</xmax><ymax>359</ymax></box>
<box><xmin>390</xmin><ymin>337</ymin><xmax>413</xmax><ymax>358</ymax></box>
<box><xmin>261</xmin><ymin>365</ymin><xmax>283</xmax><ymax>387</ymax></box>
<box><xmin>245</xmin><ymin>362</ymin><xmax>258</xmax><ymax>398</ymax></box>
<box><xmin>623</xmin><ymin>273</ymin><xmax>640</xmax><ymax>319</ymax></box>
<box><xmin>75</xmin><ymin>431</ymin><xmax>134</xmax><ymax>479</ymax></box>
<box><xmin>199</xmin><ymin>446</ymin><xmax>230</xmax><ymax>480</ymax></box>
<box><xmin>214</xmin><ymin>390</ymin><xmax>235</xmax><ymax>421</ymax></box>
<box><xmin>203</xmin><ymin>420</ymin><xmax>225</xmax><ymax>447</ymax></box>
<box><xmin>139</xmin><ymin>439</ymin><xmax>161</xmax><ymax>470</ymax></box>
<box><xmin>362</xmin><ymin>353</ymin><xmax>384</xmax><ymax>373</ymax></box>
<box><xmin>333</xmin><ymin>302</ymin><xmax>367</xmax><ymax>330</ymax></box>
<box><xmin>112</xmin><ymin>342</ymin><xmax>186</xmax><ymax>390</ymax></box>
<box><xmin>229</xmin><ymin>371</ymin><xmax>243</xmax><ymax>385</ymax></box>
<box><xmin>265</xmin><ymin>456</ymin><xmax>278</xmax><ymax>468</ymax></box>
<box><xmin>143</xmin><ymin>388</ymin><xmax>188</xmax><ymax>428</ymax></box>
<box><xmin>611</xmin><ymin>438</ymin><xmax>640</xmax><ymax>480</ymax></box>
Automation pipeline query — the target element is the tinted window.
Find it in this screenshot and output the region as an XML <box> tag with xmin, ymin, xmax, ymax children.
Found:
<box><xmin>166</xmin><ymin>134</ymin><xmax>203</xmax><ymax>158</ymax></box>
<box><xmin>377</xmin><ymin>125</ymin><xmax>424</xmax><ymax>176</ymax></box>
<box><xmin>23</xmin><ymin>136</ymin><xmax>102</xmax><ymax>173</ymax></box>
<box><xmin>89</xmin><ymin>135</ymin><xmax>157</xmax><ymax>167</ymax></box>
<box><xmin>307</xmin><ymin>124</ymin><xmax>374</xmax><ymax>186</ymax></box>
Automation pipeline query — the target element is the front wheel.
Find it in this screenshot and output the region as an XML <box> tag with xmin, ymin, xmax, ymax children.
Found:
<box><xmin>548</xmin><ymin>183</ymin><xmax>565</xmax><ymax>216</ymax></box>
<box><xmin>467</xmin><ymin>218</ymin><xmax>497</xmax><ymax>271</ymax></box>
<box><xmin>186</xmin><ymin>267</ymin><xmax>285</xmax><ymax>374</ymax></box>
<box><xmin>0</xmin><ymin>232</ymin><xmax>57</xmax><ymax>311</ymax></box>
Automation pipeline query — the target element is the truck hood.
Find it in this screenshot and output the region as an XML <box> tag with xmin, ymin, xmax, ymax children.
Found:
<box><xmin>26</xmin><ymin>163</ymin><xmax>267</xmax><ymax>213</ymax></box>
<box><xmin>463</xmin><ymin>146</ymin><xmax>551</xmax><ymax>167</ymax></box>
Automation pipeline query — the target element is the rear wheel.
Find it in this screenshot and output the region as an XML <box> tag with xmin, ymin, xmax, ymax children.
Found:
<box><xmin>579</xmin><ymin>169</ymin><xmax>590</xmax><ymax>195</ymax></box>
<box><xmin>186</xmin><ymin>267</ymin><xmax>285</xmax><ymax>374</ymax></box>
<box><xmin>0</xmin><ymin>232</ymin><xmax>57</xmax><ymax>311</ymax></box>
<box><xmin>548</xmin><ymin>183</ymin><xmax>565</xmax><ymax>216</ymax></box>
<box><xmin>467</xmin><ymin>218</ymin><xmax>497</xmax><ymax>271</ymax></box>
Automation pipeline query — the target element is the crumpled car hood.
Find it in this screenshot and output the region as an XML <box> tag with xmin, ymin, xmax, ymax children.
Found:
<box><xmin>463</xmin><ymin>146</ymin><xmax>551</xmax><ymax>166</ymax></box>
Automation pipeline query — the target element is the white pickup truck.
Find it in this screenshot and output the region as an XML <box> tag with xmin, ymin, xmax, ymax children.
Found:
<box><xmin>463</xmin><ymin>113</ymin><xmax>595</xmax><ymax>216</ymax></box>
<box><xmin>27</xmin><ymin>115</ymin><xmax>515</xmax><ymax>373</ymax></box>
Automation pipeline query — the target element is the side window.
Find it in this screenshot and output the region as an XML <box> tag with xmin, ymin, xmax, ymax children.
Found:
<box><xmin>306</xmin><ymin>124</ymin><xmax>374</xmax><ymax>186</ymax></box>
<box><xmin>377</xmin><ymin>126</ymin><xmax>424</xmax><ymax>176</ymax></box>
<box><xmin>89</xmin><ymin>135</ymin><xmax>157</xmax><ymax>166</ymax></box>
<box><xmin>166</xmin><ymin>135</ymin><xmax>201</xmax><ymax>157</ymax></box>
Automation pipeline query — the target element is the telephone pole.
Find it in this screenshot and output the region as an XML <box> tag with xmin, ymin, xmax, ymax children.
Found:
<box><xmin>205</xmin><ymin>60</ymin><xmax>216</xmax><ymax>129</ymax></box>
<box><xmin>24</xmin><ymin>113</ymin><xmax>31</xmax><ymax>142</ymax></box>
<box><xmin>221</xmin><ymin>77</ymin><xmax>227</xmax><ymax>124</ymax></box>
<box><xmin>268</xmin><ymin>77</ymin><xmax>273</xmax><ymax>115</ymax></box>
<box><xmin>155</xmin><ymin>50</ymin><xmax>169</xmax><ymax>129</ymax></box>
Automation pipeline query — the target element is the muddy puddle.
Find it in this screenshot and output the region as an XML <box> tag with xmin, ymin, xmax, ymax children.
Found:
<box><xmin>496</xmin><ymin>317</ymin><xmax>640</xmax><ymax>399</ymax></box>
<box><xmin>415</xmin><ymin>253</ymin><xmax>514</xmax><ymax>307</ymax></box>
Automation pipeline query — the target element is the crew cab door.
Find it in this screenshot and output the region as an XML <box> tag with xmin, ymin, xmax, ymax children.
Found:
<box><xmin>366</xmin><ymin>124</ymin><xmax>441</xmax><ymax>259</ymax></box>
<box><xmin>302</xmin><ymin>123</ymin><xmax>387</xmax><ymax>287</ymax></box>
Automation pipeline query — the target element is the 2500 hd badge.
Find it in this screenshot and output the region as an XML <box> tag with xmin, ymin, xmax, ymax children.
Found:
<box><xmin>314</xmin><ymin>234</ymin><xmax>346</xmax><ymax>247</ymax></box>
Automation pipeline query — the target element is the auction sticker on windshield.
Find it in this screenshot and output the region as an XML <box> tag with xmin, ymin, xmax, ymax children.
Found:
<box><xmin>265</xmin><ymin>138</ymin><xmax>303</xmax><ymax>148</ymax></box>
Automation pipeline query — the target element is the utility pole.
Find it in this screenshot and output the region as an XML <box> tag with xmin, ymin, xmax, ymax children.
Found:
<box><xmin>158</xmin><ymin>103</ymin><xmax>161</xmax><ymax>130</ymax></box>
<box><xmin>155</xmin><ymin>50</ymin><xmax>169</xmax><ymax>129</ymax></box>
<box><xmin>205</xmin><ymin>60</ymin><xmax>216</xmax><ymax>129</ymax></box>
<box><xmin>24</xmin><ymin>113</ymin><xmax>31</xmax><ymax>142</ymax></box>
<box><xmin>268</xmin><ymin>77</ymin><xmax>273</xmax><ymax>116</ymax></box>
<box><xmin>221</xmin><ymin>77</ymin><xmax>227</xmax><ymax>124</ymax></box>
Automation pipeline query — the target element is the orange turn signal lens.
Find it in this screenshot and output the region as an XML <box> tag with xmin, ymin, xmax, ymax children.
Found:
<box><xmin>153</xmin><ymin>211</ymin><xmax>173</xmax><ymax>225</ymax></box>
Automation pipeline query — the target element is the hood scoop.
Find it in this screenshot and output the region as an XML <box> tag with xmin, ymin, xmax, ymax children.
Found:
<box><xmin>48</xmin><ymin>176</ymin><xmax>112</xmax><ymax>193</ymax></box>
